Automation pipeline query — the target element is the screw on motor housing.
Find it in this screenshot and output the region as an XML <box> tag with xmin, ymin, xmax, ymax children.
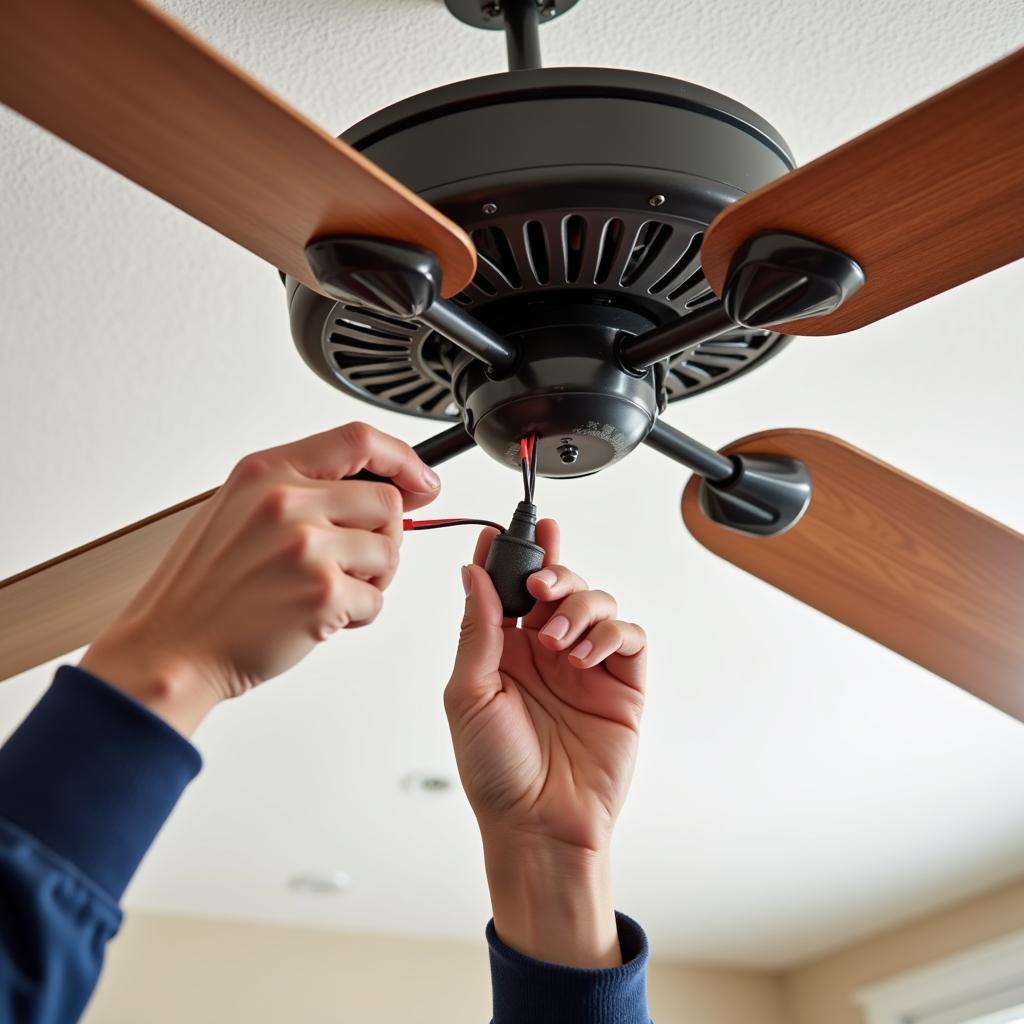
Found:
<box><xmin>485</xmin><ymin>501</ymin><xmax>545</xmax><ymax>618</ymax></box>
<box><xmin>557</xmin><ymin>438</ymin><xmax>580</xmax><ymax>464</ymax></box>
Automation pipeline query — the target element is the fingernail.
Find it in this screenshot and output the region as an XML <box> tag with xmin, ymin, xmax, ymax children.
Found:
<box><xmin>422</xmin><ymin>466</ymin><xmax>441</xmax><ymax>490</ymax></box>
<box><xmin>533</xmin><ymin>569</ymin><xmax>557</xmax><ymax>587</ymax></box>
<box><xmin>569</xmin><ymin>640</ymin><xmax>593</xmax><ymax>662</ymax></box>
<box><xmin>541</xmin><ymin>615</ymin><xmax>570</xmax><ymax>641</ymax></box>
<box><xmin>461</xmin><ymin>566</ymin><xmax>472</xmax><ymax>597</ymax></box>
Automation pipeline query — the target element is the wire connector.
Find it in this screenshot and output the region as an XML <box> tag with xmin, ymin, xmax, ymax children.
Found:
<box><xmin>484</xmin><ymin>500</ymin><xmax>545</xmax><ymax>618</ymax></box>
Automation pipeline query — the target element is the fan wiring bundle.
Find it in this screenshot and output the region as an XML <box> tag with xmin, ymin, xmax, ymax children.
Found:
<box><xmin>402</xmin><ymin>436</ymin><xmax>544</xmax><ymax>618</ymax></box>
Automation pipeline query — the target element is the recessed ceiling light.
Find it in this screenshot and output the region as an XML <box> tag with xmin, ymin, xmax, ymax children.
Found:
<box><xmin>400</xmin><ymin>772</ymin><xmax>455</xmax><ymax>796</ymax></box>
<box><xmin>288</xmin><ymin>870</ymin><xmax>352</xmax><ymax>895</ymax></box>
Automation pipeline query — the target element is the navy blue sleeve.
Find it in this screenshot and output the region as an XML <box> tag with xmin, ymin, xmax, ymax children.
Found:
<box><xmin>487</xmin><ymin>912</ymin><xmax>652</xmax><ymax>1023</ymax></box>
<box><xmin>0</xmin><ymin>666</ymin><xmax>201</xmax><ymax>1023</ymax></box>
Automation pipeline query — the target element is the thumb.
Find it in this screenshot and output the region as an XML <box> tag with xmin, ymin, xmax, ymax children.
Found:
<box><xmin>448</xmin><ymin>564</ymin><xmax>506</xmax><ymax>705</ymax></box>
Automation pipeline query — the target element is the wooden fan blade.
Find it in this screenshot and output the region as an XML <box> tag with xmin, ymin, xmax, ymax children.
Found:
<box><xmin>700</xmin><ymin>49</ymin><xmax>1024</xmax><ymax>336</ymax></box>
<box><xmin>0</xmin><ymin>491</ymin><xmax>216</xmax><ymax>683</ymax></box>
<box><xmin>0</xmin><ymin>0</ymin><xmax>476</xmax><ymax>296</ymax></box>
<box><xmin>682</xmin><ymin>431</ymin><xmax>1024</xmax><ymax>721</ymax></box>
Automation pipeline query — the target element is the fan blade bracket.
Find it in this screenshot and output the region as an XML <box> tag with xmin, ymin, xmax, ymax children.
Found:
<box><xmin>305</xmin><ymin>237</ymin><xmax>442</xmax><ymax>318</ymax></box>
<box><xmin>305</xmin><ymin>236</ymin><xmax>518</xmax><ymax>373</ymax></box>
<box><xmin>697</xmin><ymin>455</ymin><xmax>812</xmax><ymax>536</ymax></box>
<box><xmin>722</xmin><ymin>231</ymin><xmax>866</xmax><ymax>330</ymax></box>
<box><xmin>617</xmin><ymin>302</ymin><xmax>737</xmax><ymax>372</ymax></box>
<box><xmin>618</xmin><ymin>233</ymin><xmax>863</xmax><ymax>370</ymax></box>
<box><xmin>643</xmin><ymin>421</ymin><xmax>813</xmax><ymax>536</ymax></box>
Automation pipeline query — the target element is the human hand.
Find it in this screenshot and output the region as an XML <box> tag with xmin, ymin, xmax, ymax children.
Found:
<box><xmin>81</xmin><ymin>422</ymin><xmax>440</xmax><ymax>735</ymax></box>
<box><xmin>444</xmin><ymin>520</ymin><xmax>646</xmax><ymax>967</ymax></box>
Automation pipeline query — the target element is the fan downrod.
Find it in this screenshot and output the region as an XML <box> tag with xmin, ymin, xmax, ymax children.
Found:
<box><xmin>443</xmin><ymin>0</ymin><xmax>584</xmax><ymax>71</ymax></box>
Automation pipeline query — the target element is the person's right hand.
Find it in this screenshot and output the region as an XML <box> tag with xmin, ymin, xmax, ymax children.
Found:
<box><xmin>445</xmin><ymin>520</ymin><xmax>646</xmax><ymax>968</ymax></box>
<box><xmin>80</xmin><ymin>422</ymin><xmax>441</xmax><ymax>735</ymax></box>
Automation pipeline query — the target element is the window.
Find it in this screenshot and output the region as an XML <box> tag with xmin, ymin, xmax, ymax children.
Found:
<box><xmin>856</xmin><ymin>931</ymin><xmax>1024</xmax><ymax>1024</ymax></box>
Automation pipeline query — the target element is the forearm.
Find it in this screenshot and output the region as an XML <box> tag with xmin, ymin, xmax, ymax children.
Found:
<box><xmin>481</xmin><ymin>831</ymin><xmax>652</xmax><ymax>1023</ymax></box>
<box><xmin>483</xmin><ymin>831</ymin><xmax>621</xmax><ymax>968</ymax></box>
<box><xmin>483</xmin><ymin>840</ymin><xmax>651</xmax><ymax>1024</ymax></box>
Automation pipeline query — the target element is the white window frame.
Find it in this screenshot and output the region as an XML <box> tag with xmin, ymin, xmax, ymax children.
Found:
<box><xmin>855</xmin><ymin>930</ymin><xmax>1024</xmax><ymax>1024</ymax></box>
<box><xmin>918</xmin><ymin>992</ymin><xmax>1024</xmax><ymax>1024</ymax></box>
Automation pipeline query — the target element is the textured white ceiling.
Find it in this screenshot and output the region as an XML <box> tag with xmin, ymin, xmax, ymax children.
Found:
<box><xmin>1</xmin><ymin>0</ymin><xmax>1023</xmax><ymax>968</ymax></box>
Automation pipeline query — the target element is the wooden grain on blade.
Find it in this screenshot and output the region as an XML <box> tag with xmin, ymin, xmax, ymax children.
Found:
<box><xmin>682</xmin><ymin>431</ymin><xmax>1024</xmax><ymax>721</ymax></box>
<box><xmin>0</xmin><ymin>491</ymin><xmax>215</xmax><ymax>682</ymax></box>
<box><xmin>701</xmin><ymin>49</ymin><xmax>1024</xmax><ymax>335</ymax></box>
<box><xmin>0</xmin><ymin>0</ymin><xmax>475</xmax><ymax>295</ymax></box>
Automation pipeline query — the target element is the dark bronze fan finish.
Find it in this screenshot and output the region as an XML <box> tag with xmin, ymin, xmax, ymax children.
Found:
<box><xmin>285</xmin><ymin>68</ymin><xmax>795</xmax><ymax>436</ymax></box>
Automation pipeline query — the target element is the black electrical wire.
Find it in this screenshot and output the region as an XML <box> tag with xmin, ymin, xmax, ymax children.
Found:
<box><xmin>519</xmin><ymin>435</ymin><xmax>539</xmax><ymax>504</ymax></box>
<box><xmin>407</xmin><ymin>435</ymin><xmax>539</xmax><ymax>539</ymax></box>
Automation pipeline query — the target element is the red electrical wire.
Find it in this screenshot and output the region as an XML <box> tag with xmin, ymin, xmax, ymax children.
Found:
<box><xmin>403</xmin><ymin>517</ymin><xmax>506</xmax><ymax>533</ymax></box>
<box><xmin>518</xmin><ymin>434</ymin><xmax>538</xmax><ymax>503</ymax></box>
<box><xmin>404</xmin><ymin>433</ymin><xmax>539</xmax><ymax>535</ymax></box>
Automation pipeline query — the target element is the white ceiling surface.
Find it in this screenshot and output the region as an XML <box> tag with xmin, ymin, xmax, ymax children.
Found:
<box><xmin>2</xmin><ymin>0</ymin><xmax>1024</xmax><ymax>968</ymax></box>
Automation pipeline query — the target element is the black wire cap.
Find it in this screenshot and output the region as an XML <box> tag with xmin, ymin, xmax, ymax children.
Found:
<box><xmin>485</xmin><ymin>502</ymin><xmax>545</xmax><ymax>618</ymax></box>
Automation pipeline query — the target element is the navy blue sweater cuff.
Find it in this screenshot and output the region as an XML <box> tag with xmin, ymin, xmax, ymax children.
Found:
<box><xmin>487</xmin><ymin>911</ymin><xmax>650</xmax><ymax>1023</ymax></box>
<box><xmin>0</xmin><ymin>665</ymin><xmax>202</xmax><ymax>901</ymax></box>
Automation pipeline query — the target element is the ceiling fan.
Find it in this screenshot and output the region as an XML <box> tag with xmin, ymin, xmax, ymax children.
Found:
<box><xmin>1</xmin><ymin>0</ymin><xmax>1022</xmax><ymax>720</ymax></box>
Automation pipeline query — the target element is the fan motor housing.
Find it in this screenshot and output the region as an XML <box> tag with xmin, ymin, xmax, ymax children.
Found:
<box><xmin>285</xmin><ymin>67</ymin><xmax>796</xmax><ymax>477</ymax></box>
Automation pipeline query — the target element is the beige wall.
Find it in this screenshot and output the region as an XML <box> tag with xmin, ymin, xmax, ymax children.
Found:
<box><xmin>84</xmin><ymin>912</ymin><xmax>787</xmax><ymax>1024</ymax></box>
<box><xmin>84</xmin><ymin>878</ymin><xmax>1024</xmax><ymax>1024</ymax></box>
<box><xmin>647</xmin><ymin>964</ymin><xmax>787</xmax><ymax>1023</ymax></box>
<box><xmin>783</xmin><ymin>877</ymin><xmax>1024</xmax><ymax>1024</ymax></box>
